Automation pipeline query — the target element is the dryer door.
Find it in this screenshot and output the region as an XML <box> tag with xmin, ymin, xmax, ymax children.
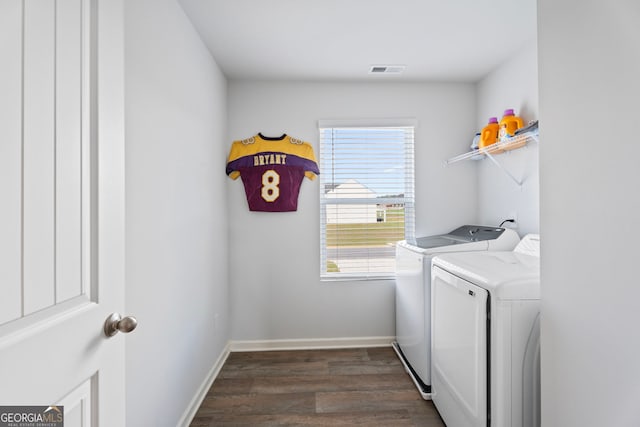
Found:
<box><xmin>432</xmin><ymin>265</ymin><xmax>488</xmax><ymax>427</ymax></box>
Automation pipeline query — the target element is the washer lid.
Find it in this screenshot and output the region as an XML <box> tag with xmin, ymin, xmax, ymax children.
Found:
<box><xmin>433</xmin><ymin>251</ymin><xmax>540</xmax><ymax>300</ymax></box>
<box><xmin>398</xmin><ymin>238</ymin><xmax>489</xmax><ymax>254</ymax></box>
<box><xmin>397</xmin><ymin>225</ymin><xmax>519</xmax><ymax>254</ymax></box>
<box><xmin>415</xmin><ymin>235</ymin><xmax>474</xmax><ymax>248</ymax></box>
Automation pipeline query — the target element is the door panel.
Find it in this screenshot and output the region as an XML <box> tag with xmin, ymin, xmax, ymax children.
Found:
<box><xmin>0</xmin><ymin>1</ymin><xmax>126</xmax><ymax>425</ymax></box>
<box><xmin>0</xmin><ymin>0</ymin><xmax>22</xmax><ymax>324</ymax></box>
<box><xmin>56</xmin><ymin>0</ymin><xmax>84</xmax><ymax>304</ymax></box>
<box><xmin>58</xmin><ymin>378</ymin><xmax>94</xmax><ymax>427</ymax></box>
<box><xmin>7</xmin><ymin>0</ymin><xmax>86</xmax><ymax>319</ymax></box>
<box><xmin>23</xmin><ymin>0</ymin><xmax>56</xmax><ymax>315</ymax></box>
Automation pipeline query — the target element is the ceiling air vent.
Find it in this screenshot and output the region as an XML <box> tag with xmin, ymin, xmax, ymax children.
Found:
<box><xmin>369</xmin><ymin>65</ymin><xmax>406</xmax><ymax>74</ymax></box>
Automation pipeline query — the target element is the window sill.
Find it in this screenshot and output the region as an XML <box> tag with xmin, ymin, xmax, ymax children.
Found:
<box><xmin>321</xmin><ymin>273</ymin><xmax>396</xmax><ymax>282</ymax></box>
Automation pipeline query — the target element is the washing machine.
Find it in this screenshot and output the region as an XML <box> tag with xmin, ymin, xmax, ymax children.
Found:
<box><xmin>393</xmin><ymin>225</ymin><xmax>520</xmax><ymax>399</ymax></box>
<box><xmin>430</xmin><ymin>234</ymin><xmax>541</xmax><ymax>427</ymax></box>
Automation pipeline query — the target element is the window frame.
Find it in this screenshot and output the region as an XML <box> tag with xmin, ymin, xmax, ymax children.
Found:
<box><xmin>318</xmin><ymin>119</ymin><xmax>416</xmax><ymax>281</ymax></box>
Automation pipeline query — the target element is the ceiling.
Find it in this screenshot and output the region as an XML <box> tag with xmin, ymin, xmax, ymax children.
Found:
<box><xmin>178</xmin><ymin>0</ymin><xmax>537</xmax><ymax>83</ymax></box>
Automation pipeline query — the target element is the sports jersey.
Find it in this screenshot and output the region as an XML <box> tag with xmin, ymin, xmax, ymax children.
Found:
<box><xmin>226</xmin><ymin>133</ymin><xmax>320</xmax><ymax>212</ymax></box>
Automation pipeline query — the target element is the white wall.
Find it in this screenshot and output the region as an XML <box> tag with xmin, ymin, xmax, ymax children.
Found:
<box><xmin>538</xmin><ymin>1</ymin><xmax>640</xmax><ymax>425</ymax></box>
<box><xmin>227</xmin><ymin>81</ymin><xmax>476</xmax><ymax>341</ymax></box>
<box><xmin>476</xmin><ymin>39</ymin><xmax>539</xmax><ymax>235</ymax></box>
<box><xmin>124</xmin><ymin>1</ymin><xmax>228</xmax><ymax>425</ymax></box>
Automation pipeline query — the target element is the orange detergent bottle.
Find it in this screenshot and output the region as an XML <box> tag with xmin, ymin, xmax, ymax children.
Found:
<box><xmin>479</xmin><ymin>117</ymin><xmax>500</xmax><ymax>152</ymax></box>
<box><xmin>498</xmin><ymin>109</ymin><xmax>524</xmax><ymax>141</ymax></box>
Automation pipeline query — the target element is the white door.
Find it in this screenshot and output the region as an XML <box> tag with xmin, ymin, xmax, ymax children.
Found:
<box><xmin>0</xmin><ymin>0</ymin><xmax>128</xmax><ymax>425</ymax></box>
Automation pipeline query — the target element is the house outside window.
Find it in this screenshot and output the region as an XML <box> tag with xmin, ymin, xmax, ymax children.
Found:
<box><xmin>319</xmin><ymin>120</ymin><xmax>415</xmax><ymax>280</ymax></box>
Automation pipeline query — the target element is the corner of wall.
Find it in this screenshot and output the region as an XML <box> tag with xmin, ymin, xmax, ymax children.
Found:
<box><xmin>475</xmin><ymin>39</ymin><xmax>540</xmax><ymax>235</ymax></box>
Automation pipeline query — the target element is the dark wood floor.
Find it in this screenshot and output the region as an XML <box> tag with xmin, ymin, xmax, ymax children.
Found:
<box><xmin>190</xmin><ymin>347</ymin><xmax>445</xmax><ymax>426</ymax></box>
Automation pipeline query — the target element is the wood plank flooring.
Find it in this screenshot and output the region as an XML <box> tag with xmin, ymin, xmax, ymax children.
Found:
<box><xmin>190</xmin><ymin>347</ymin><xmax>445</xmax><ymax>426</ymax></box>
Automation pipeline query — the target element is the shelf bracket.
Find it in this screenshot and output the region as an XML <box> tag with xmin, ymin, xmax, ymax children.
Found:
<box><xmin>483</xmin><ymin>151</ymin><xmax>523</xmax><ymax>187</ymax></box>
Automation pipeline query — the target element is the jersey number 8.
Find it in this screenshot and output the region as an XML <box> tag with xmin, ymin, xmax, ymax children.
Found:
<box><xmin>261</xmin><ymin>170</ymin><xmax>280</xmax><ymax>202</ymax></box>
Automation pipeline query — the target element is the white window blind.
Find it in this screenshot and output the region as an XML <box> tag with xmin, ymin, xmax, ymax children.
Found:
<box><xmin>319</xmin><ymin>122</ymin><xmax>415</xmax><ymax>280</ymax></box>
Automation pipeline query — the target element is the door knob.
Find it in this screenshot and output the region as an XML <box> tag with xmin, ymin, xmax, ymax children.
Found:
<box><xmin>104</xmin><ymin>313</ymin><xmax>138</xmax><ymax>337</ymax></box>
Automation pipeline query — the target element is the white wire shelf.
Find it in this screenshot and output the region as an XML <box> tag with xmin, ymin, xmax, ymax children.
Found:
<box><xmin>445</xmin><ymin>130</ymin><xmax>539</xmax><ymax>165</ymax></box>
<box><xmin>444</xmin><ymin>129</ymin><xmax>539</xmax><ymax>187</ymax></box>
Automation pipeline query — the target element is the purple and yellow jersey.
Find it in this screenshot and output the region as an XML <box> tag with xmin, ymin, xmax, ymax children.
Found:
<box><xmin>226</xmin><ymin>134</ymin><xmax>320</xmax><ymax>212</ymax></box>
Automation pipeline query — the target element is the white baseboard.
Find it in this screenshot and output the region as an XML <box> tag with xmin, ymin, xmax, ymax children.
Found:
<box><xmin>177</xmin><ymin>340</ymin><xmax>232</xmax><ymax>427</ymax></box>
<box><xmin>229</xmin><ymin>336</ymin><xmax>395</xmax><ymax>352</ymax></box>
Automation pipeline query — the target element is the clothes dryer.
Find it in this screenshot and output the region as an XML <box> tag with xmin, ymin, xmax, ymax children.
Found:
<box><xmin>393</xmin><ymin>225</ymin><xmax>519</xmax><ymax>399</ymax></box>
<box><xmin>431</xmin><ymin>234</ymin><xmax>541</xmax><ymax>427</ymax></box>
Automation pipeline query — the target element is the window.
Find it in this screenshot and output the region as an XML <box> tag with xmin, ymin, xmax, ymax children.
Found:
<box><xmin>318</xmin><ymin>120</ymin><xmax>415</xmax><ymax>280</ymax></box>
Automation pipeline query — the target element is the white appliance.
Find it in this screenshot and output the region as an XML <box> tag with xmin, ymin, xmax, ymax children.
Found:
<box><xmin>393</xmin><ymin>225</ymin><xmax>520</xmax><ymax>399</ymax></box>
<box><xmin>431</xmin><ymin>234</ymin><xmax>541</xmax><ymax>427</ymax></box>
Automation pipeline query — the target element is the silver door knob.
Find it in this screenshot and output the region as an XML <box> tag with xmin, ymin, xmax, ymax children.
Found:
<box><xmin>104</xmin><ymin>313</ymin><xmax>138</xmax><ymax>337</ymax></box>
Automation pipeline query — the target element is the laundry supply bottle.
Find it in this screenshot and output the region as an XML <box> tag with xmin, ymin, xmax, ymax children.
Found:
<box><xmin>479</xmin><ymin>117</ymin><xmax>501</xmax><ymax>153</ymax></box>
<box><xmin>498</xmin><ymin>109</ymin><xmax>524</xmax><ymax>141</ymax></box>
<box><xmin>471</xmin><ymin>132</ymin><xmax>481</xmax><ymax>150</ymax></box>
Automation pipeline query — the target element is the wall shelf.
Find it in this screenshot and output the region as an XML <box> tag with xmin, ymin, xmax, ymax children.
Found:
<box><xmin>445</xmin><ymin>130</ymin><xmax>539</xmax><ymax>186</ymax></box>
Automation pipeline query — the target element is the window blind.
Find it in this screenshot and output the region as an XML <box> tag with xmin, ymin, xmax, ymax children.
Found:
<box><xmin>319</xmin><ymin>124</ymin><xmax>415</xmax><ymax>280</ymax></box>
